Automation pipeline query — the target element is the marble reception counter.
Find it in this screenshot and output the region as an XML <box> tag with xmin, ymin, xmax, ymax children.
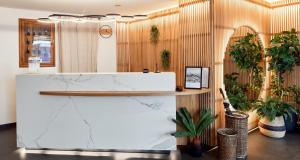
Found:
<box><xmin>16</xmin><ymin>73</ymin><xmax>176</xmax><ymax>151</ymax></box>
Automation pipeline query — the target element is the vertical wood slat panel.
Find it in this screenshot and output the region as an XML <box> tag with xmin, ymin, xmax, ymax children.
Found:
<box><xmin>116</xmin><ymin>1</ymin><xmax>214</xmax><ymax>146</ymax></box>
<box><xmin>179</xmin><ymin>0</ymin><xmax>213</xmax><ymax>145</ymax></box>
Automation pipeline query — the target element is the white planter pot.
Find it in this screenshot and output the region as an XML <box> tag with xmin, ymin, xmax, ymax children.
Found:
<box><xmin>258</xmin><ymin>116</ymin><xmax>286</xmax><ymax>138</ymax></box>
<box><xmin>247</xmin><ymin>110</ymin><xmax>258</xmax><ymax>130</ymax></box>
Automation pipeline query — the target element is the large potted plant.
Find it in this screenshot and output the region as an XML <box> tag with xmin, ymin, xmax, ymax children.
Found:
<box><xmin>172</xmin><ymin>107</ymin><xmax>217</xmax><ymax>157</ymax></box>
<box><xmin>254</xmin><ymin>97</ymin><xmax>297</xmax><ymax>138</ymax></box>
<box><xmin>225</xmin><ymin>33</ymin><xmax>264</xmax><ymax>129</ymax></box>
<box><xmin>266</xmin><ymin>28</ymin><xmax>300</xmax><ymax>132</ymax></box>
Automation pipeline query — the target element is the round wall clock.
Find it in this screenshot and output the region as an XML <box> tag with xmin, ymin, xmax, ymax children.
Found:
<box><xmin>99</xmin><ymin>25</ymin><xmax>113</xmax><ymax>38</ymax></box>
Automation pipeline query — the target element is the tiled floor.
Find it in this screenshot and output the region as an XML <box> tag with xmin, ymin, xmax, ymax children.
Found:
<box><xmin>1</xmin><ymin>126</ymin><xmax>300</xmax><ymax>160</ymax></box>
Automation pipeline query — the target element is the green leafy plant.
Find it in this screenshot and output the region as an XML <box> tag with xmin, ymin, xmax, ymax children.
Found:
<box><xmin>172</xmin><ymin>107</ymin><xmax>217</xmax><ymax>138</ymax></box>
<box><xmin>252</xmin><ymin>29</ymin><xmax>300</xmax><ymax>126</ymax></box>
<box><xmin>150</xmin><ymin>25</ymin><xmax>159</xmax><ymax>44</ymax></box>
<box><xmin>266</xmin><ymin>29</ymin><xmax>300</xmax><ymax>98</ymax></box>
<box><xmin>266</xmin><ymin>28</ymin><xmax>300</xmax><ymax>110</ymax></box>
<box><xmin>229</xmin><ymin>33</ymin><xmax>264</xmax><ymax>91</ymax></box>
<box><xmin>161</xmin><ymin>49</ymin><xmax>170</xmax><ymax>69</ymax></box>
<box><xmin>266</xmin><ymin>29</ymin><xmax>300</xmax><ymax>78</ymax></box>
<box><xmin>225</xmin><ymin>33</ymin><xmax>264</xmax><ymax>112</ymax></box>
<box><xmin>224</xmin><ymin>73</ymin><xmax>252</xmax><ymax>111</ymax></box>
<box><xmin>254</xmin><ymin>96</ymin><xmax>298</xmax><ymax>121</ymax></box>
<box><xmin>288</xmin><ymin>85</ymin><xmax>300</xmax><ymax>105</ymax></box>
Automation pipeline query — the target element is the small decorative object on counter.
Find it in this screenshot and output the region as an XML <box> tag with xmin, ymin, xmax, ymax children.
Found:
<box><xmin>176</xmin><ymin>86</ymin><xmax>183</xmax><ymax>92</ymax></box>
<box><xmin>225</xmin><ymin>111</ymin><xmax>249</xmax><ymax>160</ymax></box>
<box><xmin>143</xmin><ymin>69</ymin><xmax>149</xmax><ymax>73</ymax></box>
<box><xmin>155</xmin><ymin>63</ymin><xmax>160</xmax><ymax>73</ymax></box>
<box><xmin>217</xmin><ymin>128</ymin><xmax>237</xmax><ymax>160</ymax></box>
<box><xmin>28</xmin><ymin>56</ymin><xmax>42</xmax><ymax>73</ymax></box>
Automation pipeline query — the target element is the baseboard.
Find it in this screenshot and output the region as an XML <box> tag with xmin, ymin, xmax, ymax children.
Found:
<box><xmin>0</xmin><ymin>122</ymin><xmax>16</xmax><ymax>131</ymax></box>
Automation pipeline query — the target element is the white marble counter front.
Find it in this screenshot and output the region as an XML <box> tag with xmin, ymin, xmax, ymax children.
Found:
<box><xmin>16</xmin><ymin>73</ymin><xmax>176</xmax><ymax>151</ymax></box>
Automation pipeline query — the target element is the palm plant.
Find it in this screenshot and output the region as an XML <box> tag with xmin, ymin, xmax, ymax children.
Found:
<box><xmin>172</xmin><ymin>107</ymin><xmax>216</xmax><ymax>157</ymax></box>
<box><xmin>172</xmin><ymin>107</ymin><xmax>216</xmax><ymax>139</ymax></box>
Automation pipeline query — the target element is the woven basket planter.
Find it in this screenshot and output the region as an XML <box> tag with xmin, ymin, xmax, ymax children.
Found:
<box><xmin>217</xmin><ymin>128</ymin><xmax>237</xmax><ymax>160</ymax></box>
<box><xmin>225</xmin><ymin>111</ymin><xmax>249</xmax><ymax>160</ymax></box>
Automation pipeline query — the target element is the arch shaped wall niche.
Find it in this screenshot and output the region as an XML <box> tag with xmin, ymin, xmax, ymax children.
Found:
<box><xmin>223</xmin><ymin>26</ymin><xmax>267</xmax><ymax>130</ymax></box>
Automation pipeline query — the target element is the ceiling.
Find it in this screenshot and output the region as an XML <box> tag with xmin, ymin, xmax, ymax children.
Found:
<box><xmin>0</xmin><ymin>0</ymin><xmax>179</xmax><ymax>15</ymax></box>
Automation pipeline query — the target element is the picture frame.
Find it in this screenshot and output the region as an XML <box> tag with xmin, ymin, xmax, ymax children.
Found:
<box><xmin>201</xmin><ymin>67</ymin><xmax>210</xmax><ymax>88</ymax></box>
<box><xmin>184</xmin><ymin>66</ymin><xmax>202</xmax><ymax>89</ymax></box>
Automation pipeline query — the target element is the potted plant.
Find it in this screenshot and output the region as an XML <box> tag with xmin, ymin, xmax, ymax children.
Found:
<box><xmin>225</xmin><ymin>33</ymin><xmax>264</xmax><ymax>129</ymax></box>
<box><xmin>266</xmin><ymin>28</ymin><xmax>300</xmax><ymax>132</ymax></box>
<box><xmin>161</xmin><ymin>49</ymin><xmax>170</xmax><ymax>70</ymax></box>
<box><xmin>287</xmin><ymin>85</ymin><xmax>300</xmax><ymax>130</ymax></box>
<box><xmin>254</xmin><ymin>97</ymin><xmax>297</xmax><ymax>138</ymax></box>
<box><xmin>150</xmin><ymin>25</ymin><xmax>159</xmax><ymax>44</ymax></box>
<box><xmin>172</xmin><ymin>107</ymin><xmax>217</xmax><ymax>157</ymax></box>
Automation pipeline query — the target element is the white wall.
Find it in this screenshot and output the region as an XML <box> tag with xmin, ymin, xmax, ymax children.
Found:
<box><xmin>0</xmin><ymin>7</ymin><xmax>59</xmax><ymax>125</ymax></box>
<box><xmin>0</xmin><ymin>7</ymin><xmax>118</xmax><ymax>125</ymax></box>
<box><xmin>97</xmin><ymin>21</ymin><xmax>117</xmax><ymax>72</ymax></box>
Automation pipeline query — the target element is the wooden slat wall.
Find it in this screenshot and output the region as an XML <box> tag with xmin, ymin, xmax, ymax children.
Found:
<box><xmin>271</xmin><ymin>4</ymin><xmax>300</xmax><ymax>108</ymax></box>
<box><xmin>272</xmin><ymin>0</ymin><xmax>300</xmax><ymax>8</ymax></box>
<box><xmin>213</xmin><ymin>0</ymin><xmax>271</xmax><ymax>130</ymax></box>
<box><xmin>117</xmin><ymin>8</ymin><xmax>181</xmax><ymax>84</ymax></box>
<box><xmin>116</xmin><ymin>0</ymin><xmax>300</xmax><ymax>146</ymax></box>
<box><xmin>179</xmin><ymin>0</ymin><xmax>214</xmax><ymax>145</ymax></box>
<box><xmin>117</xmin><ymin>1</ymin><xmax>214</xmax><ymax>145</ymax></box>
<box><xmin>116</xmin><ymin>22</ymin><xmax>130</xmax><ymax>72</ymax></box>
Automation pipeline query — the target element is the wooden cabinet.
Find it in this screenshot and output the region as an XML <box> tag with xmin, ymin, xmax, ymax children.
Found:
<box><xmin>19</xmin><ymin>18</ymin><xmax>55</xmax><ymax>67</ymax></box>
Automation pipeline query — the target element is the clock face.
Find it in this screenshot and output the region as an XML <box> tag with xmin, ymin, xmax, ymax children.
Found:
<box><xmin>99</xmin><ymin>25</ymin><xmax>113</xmax><ymax>38</ymax></box>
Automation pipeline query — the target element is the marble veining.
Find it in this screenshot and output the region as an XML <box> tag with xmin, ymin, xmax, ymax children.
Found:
<box><xmin>16</xmin><ymin>73</ymin><xmax>176</xmax><ymax>151</ymax></box>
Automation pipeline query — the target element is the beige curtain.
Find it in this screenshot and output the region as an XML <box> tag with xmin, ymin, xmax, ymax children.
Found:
<box><xmin>58</xmin><ymin>22</ymin><xmax>98</xmax><ymax>73</ymax></box>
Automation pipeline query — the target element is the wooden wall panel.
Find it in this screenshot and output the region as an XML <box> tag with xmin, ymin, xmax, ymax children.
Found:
<box><xmin>179</xmin><ymin>0</ymin><xmax>214</xmax><ymax>145</ymax></box>
<box><xmin>213</xmin><ymin>0</ymin><xmax>271</xmax><ymax>130</ymax></box>
<box><xmin>116</xmin><ymin>0</ymin><xmax>300</xmax><ymax>147</ymax></box>
<box><xmin>116</xmin><ymin>22</ymin><xmax>130</xmax><ymax>72</ymax></box>
<box><xmin>117</xmin><ymin>8</ymin><xmax>181</xmax><ymax>85</ymax></box>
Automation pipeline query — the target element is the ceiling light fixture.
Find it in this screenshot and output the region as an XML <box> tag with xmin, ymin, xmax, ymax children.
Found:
<box><xmin>106</xmin><ymin>13</ymin><xmax>122</xmax><ymax>19</ymax></box>
<box><xmin>37</xmin><ymin>18</ymin><xmax>55</xmax><ymax>23</ymax></box>
<box><xmin>121</xmin><ymin>15</ymin><xmax>134</xmax><ymax>21</ymax></box>
<box><xmin>134</xmin><ymin>15</ymin><xmax>148</xmax><ymax>20</ymax></box>
<box><xmin>81</xmin><ymin>15</ymin><xmax>105</xmax><ymax>23</ymax></box>
<box><xmin>49</xmin><ymin>14</ymin><xmax>78</xmax><ymax>22</ymax></box>
<box><xmin>40</xmin><ymin>13</ymin><xmax>148</xmax><ymax>23</ymax></box>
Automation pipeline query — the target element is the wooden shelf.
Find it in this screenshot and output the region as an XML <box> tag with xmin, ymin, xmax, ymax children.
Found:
<box><xmin>40</xmin><ymin>89</ymin><xmax>210</xmax><ymax>97</ymax></box>
<box><xmin>175</xmin><ymin>89</ymin><xmax>211</xmax><ymax>96</ymax></box>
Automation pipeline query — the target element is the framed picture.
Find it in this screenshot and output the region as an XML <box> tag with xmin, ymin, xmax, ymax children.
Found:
<box><xmin>201</xmin><ymin>67</ymin><xmax>210</xmax><ymax>88</ymax></box>
<box><xmin>185</xmin><ymin>67</ymin><xmax>202</xmax><ymax>89</ymax></box>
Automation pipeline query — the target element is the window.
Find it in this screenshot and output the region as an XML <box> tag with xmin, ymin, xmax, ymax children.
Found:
<box><xmin>19</xmin><ymin>18</ymin><xmax>55</xmax><ymax>67</ymax></box>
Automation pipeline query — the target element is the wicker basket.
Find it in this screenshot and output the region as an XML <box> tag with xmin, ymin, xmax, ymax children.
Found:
<box><xmin>225</xmin><ymin>111</ymin><xmax>249</xmax><ymax>160</ymax></box>
<box><xmin>217</xmin><ymin>128</ymin><xmax>237</xmax><ymax>160</ymax></box>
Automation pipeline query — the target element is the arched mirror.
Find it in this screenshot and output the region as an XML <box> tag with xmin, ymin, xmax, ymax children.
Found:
<box><xmin>223</xmin><ymin>26</ymin><xmax>266</xmax><ymax>113</ymax></box>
